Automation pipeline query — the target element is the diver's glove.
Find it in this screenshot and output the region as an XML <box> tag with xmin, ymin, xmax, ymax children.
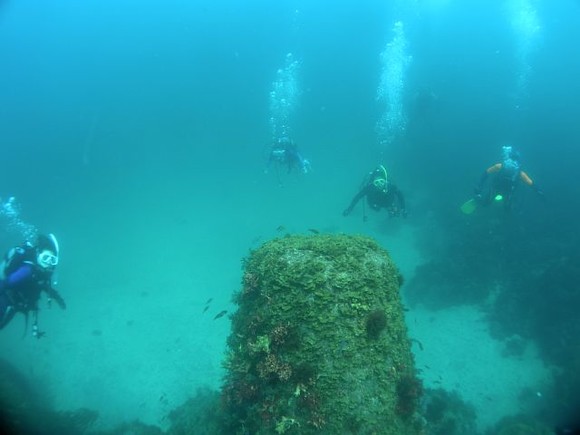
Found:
<box><xmin>342</xmin><ymin>206</ymin><xmax>353</xmax><ymax>217</ymax></box>
<box><xmin>473</xmin><ymin>187</ymin><xmax>482</xmax><ymax>198</ymax></box>
<box><xmin>401</xmin><ymin>209</ymin><xmax>408</xmax><ymax>218</ymax></box>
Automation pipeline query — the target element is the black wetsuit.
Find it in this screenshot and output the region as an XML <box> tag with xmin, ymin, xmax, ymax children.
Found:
<box><xmin>268</xmin><ymin>143</ymin><xmax>308</xmax><ymax>174</ymax></box>
<box><xmin>0</xmin><ymin>249</ymin><xmax>65</xmax><ymax>331</ymax></box>
<box><xmin>343</xmin><ymin>181</ymin><xmax>406</xmax><ymax>216</ymax></box>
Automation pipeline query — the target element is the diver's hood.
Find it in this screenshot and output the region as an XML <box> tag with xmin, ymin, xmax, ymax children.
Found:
<box><xmin>371</xmin><ymin>165</ymin><xmax>389</xmax><ymax>192</ymax></box>
<box><xmin>36</xmin><ymin>233</ymin><xmax>59</xmax><ymax>257</ymax></box>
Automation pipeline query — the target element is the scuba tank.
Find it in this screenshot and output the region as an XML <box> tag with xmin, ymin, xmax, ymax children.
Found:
<box><xmin>501</xmin><ymin>158</ymin><xmax>521</xmax><ymax>182</ymax></box>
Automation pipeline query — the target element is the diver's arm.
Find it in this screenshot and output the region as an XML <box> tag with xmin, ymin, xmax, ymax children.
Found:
<box><xmin>476</xmin><ymin>163</ymin><xmax>502</xmax><ymax>194</ymax></box>
<box><xmin>45</xmin><ymin>286</ymin><xmax>66</xmax><ymax>310</ymax></box>
<box><xmin>519</xmin><ymin>170</ymin><xmax>533</xmax><ymax>186</ymax></box>
<box><xmin>394</xmin><ymin>188</ymin><xmax>406</xmax><ymax>211</ymax></box>
<box><xmin>520</xmin><ymin>171</ymin><xmax>544</xmax><ymax>195</ymax></box>
<box><xmin>343</xmin><ymin>186</ymin><xmax>369</xmax><ymax>216</ymax></box>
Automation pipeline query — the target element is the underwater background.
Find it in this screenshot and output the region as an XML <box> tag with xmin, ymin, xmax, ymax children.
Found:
<box><xmin>1</xmin><ymin>0</ymin><xmax>580</xmax><ymax>433</ymax></box>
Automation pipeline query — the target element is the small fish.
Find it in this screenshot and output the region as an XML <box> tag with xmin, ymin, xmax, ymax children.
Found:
<box><xmin>308</xmin><ymin>228</ymin><xmax>320</xmax><ymax>234</ymax></box>
<box><xmin>410</xmin><ymin>338</ymin><xmax>424</xmax><ymax>351</ymax></box>
<box><xmin>205</xmin><ymin>298</ymin><xmax>213</xmax><ymax>305</ymax></box>
<box><xmin>202</xmin><ymin>306</ymin><xmax>210</xmax><ymax>313</ymax></box>
<box><xmin>276</xmin><ymin>225</ymin><xmax>286</xmax><ymax>232</ymax></box>
<box><xmin>214</xmin><ymin>310</ymin><xmax>228</xmax><ymax>320</ymax></box>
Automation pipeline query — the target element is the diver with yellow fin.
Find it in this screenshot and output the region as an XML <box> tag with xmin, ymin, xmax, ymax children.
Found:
<box><xmin>462</xmin><ymin>145</ymin><xmax>543</xmax><ymax>214</ymax></box>
<box><xmin>343</xmin><ymin>165</ymin><xmax>407</xmax><ymax>221</ymax></box>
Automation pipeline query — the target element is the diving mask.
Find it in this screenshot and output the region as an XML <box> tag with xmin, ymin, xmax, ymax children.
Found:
<box><xmin>373</xmin><ymin>178</ymin><xmax>388</xmax><ymax>192</ymax></box>
<box><xmin>373</xmin><ymin>165</ymin><xmax>389</xmax><ymax>192</ymax></box>
<box><xmin>38</xmin><ymin>250</ymin><xmax>58</xmax><ymax>269</ymax></box>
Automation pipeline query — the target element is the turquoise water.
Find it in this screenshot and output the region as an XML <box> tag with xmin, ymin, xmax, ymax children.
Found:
<box><xmin>1</xmin><ymin>0</ymin><xmax>580</xmax><ymax>433</ymax></box>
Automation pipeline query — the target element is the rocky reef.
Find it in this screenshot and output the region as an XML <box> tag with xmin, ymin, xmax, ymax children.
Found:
<box><xmin>221</xmin><ymin>234</ymin><xmax>422</xmax><ymax>434</ymax></box>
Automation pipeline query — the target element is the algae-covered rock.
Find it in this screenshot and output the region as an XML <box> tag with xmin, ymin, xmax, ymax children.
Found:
<box><xmin>222</xmin><ymin>234</ymin><xmax>422</xmax><ymax>434</ymax></box>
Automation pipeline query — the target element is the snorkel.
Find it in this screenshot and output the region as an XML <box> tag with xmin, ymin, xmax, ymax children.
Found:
<box><xmin>373</xmin><ymin>165</ymin><xmax>389</xmax><ymax>192</ymax></box>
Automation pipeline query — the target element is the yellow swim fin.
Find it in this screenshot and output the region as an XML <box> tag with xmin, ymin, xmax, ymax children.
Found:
<box><xmin>460</xmin><ymin>198</ymin><xmax>477</xmax><ymax>215</ymax></box>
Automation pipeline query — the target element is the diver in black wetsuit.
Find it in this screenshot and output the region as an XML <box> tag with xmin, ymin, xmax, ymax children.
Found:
<box><xmin>343</xmin><ymin>165</ymin><xmax>407</xmax><ymax>220</ymax></box>
<box><xmin>267</xmin><ymin>137</ymin><xmax>311</xmax><ymax>174</ymax></box>
<box><xmin>0</xmin><ymin>233</ymin><xmax>66</xmax><ymax>338</ymax></box>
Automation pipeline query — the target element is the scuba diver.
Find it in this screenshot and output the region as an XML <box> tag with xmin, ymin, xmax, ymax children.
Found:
<box><xmin>463</xmin><ymin>145</ymin><xmax>543</xmax><ymax>214</ymax></box>
<box><xmin>266</xmin><ymin>137</ymin><xmax>311</xmax><ymax>175</ymax></box>
<box><xmin>409</xmin><ymin>87</ymin><xmax>438</xmax><ymax>122</ymax></box>
<box><xmin>0</xmin><ymin>233</ymin><xmax>66</xmax><ymax>338</ymax></box>
<box><xmin>343</xmin><ymin>165</ymin><xmax>407</xmax><ymax>220</ymax></box>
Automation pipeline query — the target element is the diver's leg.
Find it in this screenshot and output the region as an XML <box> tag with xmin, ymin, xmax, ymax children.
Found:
<box><xmin>478</xmin><ymin>188</ymin><xmax>492</xmax><ymax>206</ymax></box>
<box><xmin>503</xmin><ymin>189</ymin><xmax>515</xmax><ymax>213</ymax></box>
<box><xmin>0</xmin><ymin>293</ymin><xmax>16</xmax><ymax>330</ymax></box>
